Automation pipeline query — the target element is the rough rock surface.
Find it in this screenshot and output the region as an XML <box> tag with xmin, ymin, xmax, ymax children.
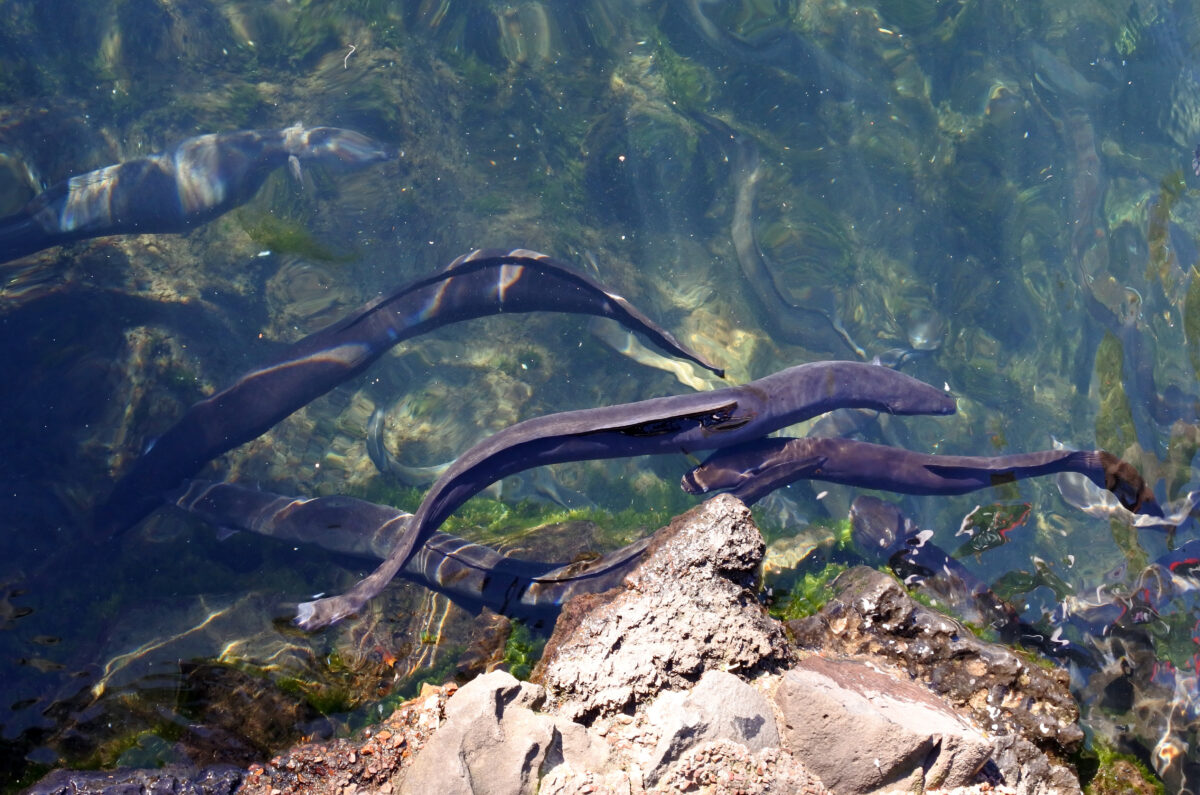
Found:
<box><xmin>776</xmin><ymin>656</ymin><xmax>993</xmax><ymax>793</ymax></box>
<box><xmin>787</xmin><ymin>566</ymin><xmax>1084</xmax><ymax>752</ymax></box>
<box><xmin>395</xmin><ymin>670</ymin><xmax>607</xmax><ymax>795</ymax></box>
<box><xmin>641</xmin><ymin>670</ymin><xmax>780</xmax><ymax>783</ymax></box>
<box><xmin>532</xmin><ymin>494</ymin><xmax>795</xmax><ymax>721</ymax></box>
<box><xmin>233</xmin><ymin>682</ymin><xmax>459</xmax><ymax>795</ymax></box>
<box><xmin>787</xmin><ymin>566</ymin><xmax>1083</xmax><ymax>794</ymax></box>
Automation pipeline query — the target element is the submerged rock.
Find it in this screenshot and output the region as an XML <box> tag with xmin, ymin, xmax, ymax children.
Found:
<box><xmin>26</xmin><ymin>764</ymin><xmax>244</xmax><ymax>794</ymax></box>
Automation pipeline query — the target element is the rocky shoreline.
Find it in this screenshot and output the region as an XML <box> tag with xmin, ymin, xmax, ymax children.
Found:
<box><xmin>27</xmin><ymin>495</ymin><xmax>1158</xmax><ymax>794</ymax></box>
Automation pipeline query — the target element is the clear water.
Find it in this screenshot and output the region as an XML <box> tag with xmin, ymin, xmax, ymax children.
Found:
<box><xmin>0</xmin><ymin>0</ymin><xmax>1197</xmax><ymax>789</ymax></box>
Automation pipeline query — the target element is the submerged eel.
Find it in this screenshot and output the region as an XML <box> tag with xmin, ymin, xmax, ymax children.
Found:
<box><xmin>681</xmin><ymin>436</ymin><xmax>1162</xmax><ymax>516</ymax></box>
<box><xmin>95</xmin><ymin>249</ymin><xmax>724</xmax><ymax>535</ymax></box>
<box><xmin>693</xmin><ymin>113</ymin><xmax>866</xmax><ymax>358</ymax></box>
<box><xmin>295</xmin><ymin>361</ymin><xmax>956</xmax><ymax>629</ymax></box>
<box><xmin>0</xmin><ymin>124</ymin><xmax>390</xmax><ymax>264</ymax></box>
<box><xmin>171</xmin><ymin>480</ymin><xmax>646</xmax><ymax>622</ymax></box>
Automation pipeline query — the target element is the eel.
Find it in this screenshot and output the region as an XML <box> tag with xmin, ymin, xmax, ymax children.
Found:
<box><xmin>694</xmin><ymin>113</ymin><xmax>867</xmax><ymax>358</ymax></box>
<box><xmin>849</xmin><ymin>495</ymin><xmax>1022</xmax><ymax>636</ymax></box>
<box><xmin>1079</xmin><ymin>280</ymin><xmax>1200</xmax><ymax>458</ymax></box>
<box><xmin>94</xmin><ymin>248</ymin><xmax>725</xmax><ymax>535</ymax></box>
<box><xmin>0</xmin><ymin>124</ymin><xmax>391</xmax><ymax>264</ymax></box>
<box><xmin>170</xmin><ymin>479</ymin><xmax>647</xmax><ymax>622</ymax></box>
<box><xmin>294</xmin><ymin>360</ymin><xmax>957</xmax><ymax>629</ymax></box>
<box><xmin>681</xmin><ymin>436</ymin><xmax>1162</xmax><ymax>517</ymax></box>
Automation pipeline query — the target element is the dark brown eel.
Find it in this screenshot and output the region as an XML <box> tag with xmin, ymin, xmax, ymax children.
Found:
<box><xmin>295</xmin><ymin>361</ymin><xmax>956</xmax><ymax>629</ymax></box>
<box><xmin>94</xmin><ymin>248</ymin><xmax>724</xmax><ymax>535</ymax></box>
<box><xmin>681</xmin><ymin>435</ymin><xmax>1162</xmax><ymax>516</ymax></box>
<box><xmin>0</xmin><ymin>124</ymin><xmax>391</xmax><ymax>264</ymax></box>
<box><xmin>171</xmin><ymin>480</ymin><xmax>646</xmax><ymax>622</ymax></box>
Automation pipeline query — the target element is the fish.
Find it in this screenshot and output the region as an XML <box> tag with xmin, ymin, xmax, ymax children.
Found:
<box><xmin>0</xmin><ymin>124</ymin><xmax>391</xmax><ymax>264</ymax></box>
<box><xmin>170</xmin><ymin>479</ymin><xmax>646</xmax><ymax>622</ymax></box>
<box><xmin>680</xmin><ymin>435</ymin><xmax>1162</xmax><ymax>517</ymax></box>
<box><xmin>94</xmin><ymin>249</ymin><xmax>725</xmax><ymax>536</ymax></box>
<box><xmin>693</xmin><ymin>113</ymin><xmax>867</xmax><ymax>358</ymax></box>
<box><xmin>294</xmin><ymin>360</ymin><xmax>956</xmax><ymax>629</ymax></box>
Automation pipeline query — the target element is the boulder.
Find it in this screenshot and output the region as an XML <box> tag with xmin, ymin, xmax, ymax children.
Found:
<box><xmin>533</xmin><ymin>494</ymin><xmax>794</xmax><ymax>721</ymax></box>
<box><xmin>641</xmin><ymin>669</ymin><xmax>780</xmax><ymax>785</ymax></box>
<box><xmin>774</xmin><ymin>656</ymin><xmax>993</xmax><ymax>793</ymax></box>
<box><xmin>787</xmin><ymin>566</ymin><xmax>1084</xmax><ymax>752</ymax></box>
<box><xmin>395</xmin><ymin>670</ymin><xmax>607</xmax><ymax>795</ymax></box>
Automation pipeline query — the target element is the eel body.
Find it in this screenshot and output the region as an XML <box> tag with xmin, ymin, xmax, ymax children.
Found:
<box><xmin>0</xmin><ymin>124</ymin><xmax>390</xmax><ymax>263</ymax></box>
<box><xmin>171</xmin><ymin>480</ymin><xmax>646</xmax><ymax>621</ymax></box>
<box><xmin>681</xmin><ymin>435</ymin><xmax>1161</xmax><ymax>516</ymax></box>
<box><xmin>295</xmin><ymin>360</ymin><xmax>956</xmax><ymax>629</ymax></box>
<box><xmin>694</xmin><ymin>113</ymin><xmax>865</xmax><ymax>358</ymax></box>
<box><xmin>95</xmin><ymin>249</ymin><xmax>724</xmax><ymax>535</ymax></box>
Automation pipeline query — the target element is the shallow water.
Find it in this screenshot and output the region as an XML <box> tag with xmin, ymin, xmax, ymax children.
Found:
<box><xmin>0</xmin><ymin>0</ymin><xmax>1198</xmax><ymax>789</ymax></box>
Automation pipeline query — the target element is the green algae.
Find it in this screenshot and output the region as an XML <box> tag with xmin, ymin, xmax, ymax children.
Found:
<box><xmin>769</xmin><ymin>562</ymin><xmax>848</xmax><ymax>622</ymax></box>
<box><xmin>652</xmin><ymin>36</ymin><xmax>713</xmax><ymax>109</ymax></box>
<box><xmin>501</xmin><ymin>620</ymin><xmax>546</xmax><ymax>681</ymax></box>
<box><xmin>1093</xmin><ymin>331</ymin><xmax>1137</xmax><ymax>454</ymax></box>
<box><xmin>1185</xmin><ymin>266</ymin><xmax>1200</xmax><ymax>379</ymax></box>
<box><xmin>235</xmin><ymin>209</ymin><xmax>354</xmax><ymax>262</ymax></box>
<box><xmin>1078</xmin><ymin>738</ymin><xmax>1165</xmax><ymax>794</ymax></box>
<box><xmin>1141</xmin><ymin>171</ymin><xmax>1190</xmax><ymax>313</ymax></box>
<box><xmin>350</xmin><ymin>474</ymin><xmax>689</xmax><ymax>553</ymax></box>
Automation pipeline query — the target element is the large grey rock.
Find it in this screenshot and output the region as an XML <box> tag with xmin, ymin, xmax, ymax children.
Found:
<box><xmin>787</xmin><ymin>566</ymin><xmax>1083</xmax><ymax>752</ymax></box>
<box><xmin>396</xmin><ymin>670</ymin><xmax>608</xmax><ymax>795</ymax></box>
<box><xmin>642</xmin><ymin>669</ymin><xmax>780</xmax><ymax>785</ymax></box>
<box><xmin>533</xmin><ymin>495</ymin><xmax>794</xmax><ymax>722</ymax></box>
<box><xmin>774</xmin><ymin>656</ymin><xmax>994</xmax><ymax>793</ymax></box>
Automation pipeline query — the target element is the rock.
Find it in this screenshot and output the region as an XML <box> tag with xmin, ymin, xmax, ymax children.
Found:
<box><xmin>988</xmin><ymin>734</ymin><xmax>1083</xmax><ymax>795</ymax></box>
<box><xmin>787</xmin><ymin>566</ymin><xmax>1084</xmax><ymax>752</ymax></box>
<box><xmin>774</xmin><ymin>656</ymin><xmax>993</xmax><ymax>793</ymax></box>
<box><xmin>236</xmin><ymin>682</ymin><xmax>458</xmax><ymax>795</ymax></box>
<box><xmin>641</xmin><ymin>670</ymin><xmax>780</xmax><ymax>785</ymax></box>
<box><xmin>27</xmin><ymin>764</ymin><xmax>244</xmax><ymax>795</ymax></box>
<box><xmin>395</xmin><ymin>670</ymin><xmax>608</xmax><ymax>795</ymax></box>
<box><xmin>452</xmin><ymin>609</ymin><xmax>512</xmax><ymax>680</ymax></box>
<box><xmin>533</xmin><ymin>494</ymin><xmax>794</xmax><ymax>721</ymax></box>
<box><xmin>653</xmin><ymin>739</ymin><xmax>829</xmax><ymax>795</ymax></box>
